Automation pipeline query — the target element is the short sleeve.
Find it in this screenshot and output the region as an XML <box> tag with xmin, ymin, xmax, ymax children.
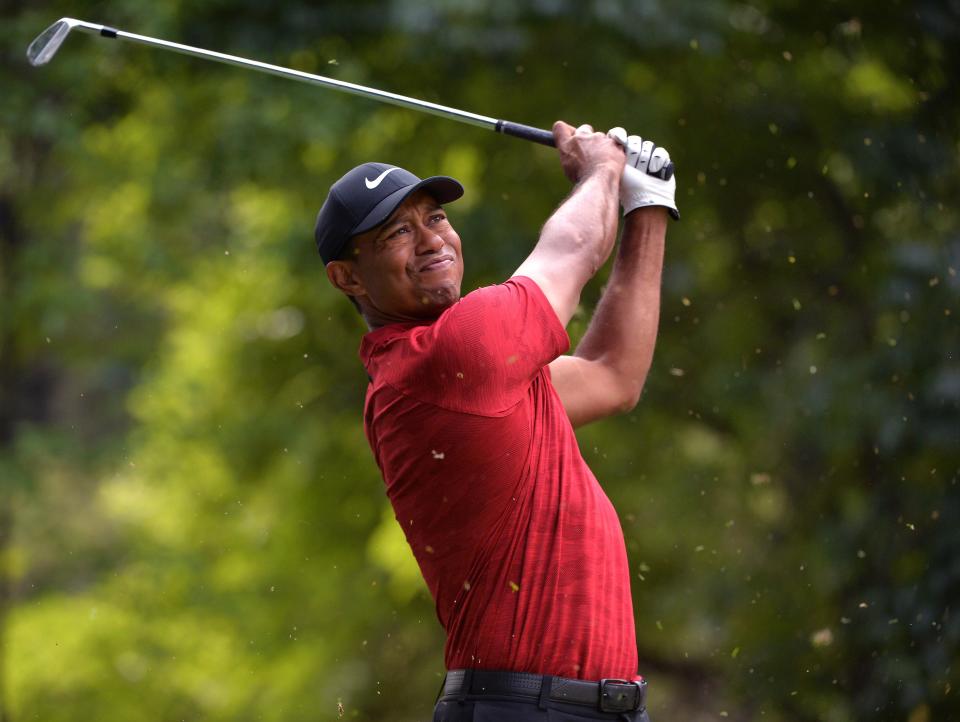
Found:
<box><xmin>393</xmin><ymin>276</ymin><xmax>569</xmax><ymax>415</ymax></box>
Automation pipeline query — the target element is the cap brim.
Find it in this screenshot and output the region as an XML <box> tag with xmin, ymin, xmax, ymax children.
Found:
<box><xmin>353</xmin><ymin>176</ymin><xmax>464</xmax><ymax>236</ymax></box>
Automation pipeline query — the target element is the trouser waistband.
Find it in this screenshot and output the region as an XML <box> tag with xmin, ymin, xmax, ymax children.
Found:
<box><xmin>440</xmin><ymin>669</ymin><xmax>647</xmax><ymax>713</ymax></box>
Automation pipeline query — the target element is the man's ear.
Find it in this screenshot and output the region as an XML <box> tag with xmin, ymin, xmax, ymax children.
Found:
<box><xmin>325</xmin><ymin>260</ymin><xmax>366</xmax><ymax>301</ymax></box>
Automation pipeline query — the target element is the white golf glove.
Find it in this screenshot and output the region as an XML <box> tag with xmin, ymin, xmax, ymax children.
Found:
<box><xmin>607</xmin><ymin>127</ymin><xmax>679</xmax><ymax>220</ymax></box>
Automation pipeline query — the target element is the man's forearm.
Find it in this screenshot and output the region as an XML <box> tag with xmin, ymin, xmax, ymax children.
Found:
<box><xmin>514</xmin><ymin>163</ymin><xmax>622</xmax><ymax>325</ymax></box>
<box><xmin>538</xmin><ymin>166</ymin><xmax>621</xmax><ymax>283</ymax></box>
<box><xmin>573</xmin><ymin>207</ymin><xmax>667</xmax><ymax>397</ymax></box>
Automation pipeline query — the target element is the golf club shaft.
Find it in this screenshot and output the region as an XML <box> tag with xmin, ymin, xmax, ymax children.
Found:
<box><xmin>29</xmin><ymin>19</ymin><xmax>675</xmax><ymax>180</ymax></box>
<box><xmin>66</xmin><ymin>21</ymin><xmax>556</xmax><ymax>146</ymax></box>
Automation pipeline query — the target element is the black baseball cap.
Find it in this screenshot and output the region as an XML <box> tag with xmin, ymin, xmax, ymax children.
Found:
<box><xmin>315</xmin><ymin>162</ymin><xmax>464</xmax><ymax>264</ymax></box>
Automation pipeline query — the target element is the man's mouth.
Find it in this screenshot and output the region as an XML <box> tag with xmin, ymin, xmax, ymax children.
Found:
<box><xmin>420</xmin><ymin>256</ymin><xmax>455</xmax><ymax>272</ymax></box>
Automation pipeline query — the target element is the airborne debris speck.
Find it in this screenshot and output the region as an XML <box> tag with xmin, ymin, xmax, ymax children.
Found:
<box><xmin>810</xmin><ymin>628</ymin><xmax>833</xmax><ymax>647</ymax></box>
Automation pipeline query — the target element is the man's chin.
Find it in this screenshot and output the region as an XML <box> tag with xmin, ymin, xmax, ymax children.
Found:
<box><xmin>419</xmin><ymin>284</ymin><xmax>461</xmax><ymax>311</ymax></box>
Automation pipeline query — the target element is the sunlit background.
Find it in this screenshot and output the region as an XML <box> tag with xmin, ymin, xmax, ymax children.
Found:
<box><xmin>2</xmin><ymin>1</ymin><xmax>958</xmax><ymax>720</ymax></box>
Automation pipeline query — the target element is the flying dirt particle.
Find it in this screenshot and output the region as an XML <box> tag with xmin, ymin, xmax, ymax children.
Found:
<box><xmin>810</xmin><ymin>628</ymin><xmax>833</xmax><ymax>647</ymax></box>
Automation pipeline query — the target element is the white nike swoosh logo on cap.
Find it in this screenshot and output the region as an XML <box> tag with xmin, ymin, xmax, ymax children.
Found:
<box><xmin>365</xmin><ymin>167</ymin><xmax>400</xmax><ymax>189</ymax></box>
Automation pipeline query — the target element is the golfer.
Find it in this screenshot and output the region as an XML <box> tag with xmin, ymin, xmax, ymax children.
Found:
<box><xmin>315</xmin><ymin>121</ymin><xmax>676</xmax><ymax>721</ymax></box>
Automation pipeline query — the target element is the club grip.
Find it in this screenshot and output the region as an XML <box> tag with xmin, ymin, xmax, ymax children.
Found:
<box><xmin>495</xmin><ymin>120</ymin><xmax>675</xmax><ymax>181</ymax></box>
<box><xmin>495</xmin><ymin>120</ymin><xmax>556</xmax><ymax>147</ymax></box>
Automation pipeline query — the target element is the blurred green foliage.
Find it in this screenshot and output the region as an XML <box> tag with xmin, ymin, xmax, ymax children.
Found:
<box><xmin>1</xmin><ymin>1</ymin><xmax>958</xmax><ymax>721</ymax></box>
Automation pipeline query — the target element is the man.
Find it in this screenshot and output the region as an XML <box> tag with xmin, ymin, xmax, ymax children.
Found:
<box><xmin>316</xmin><ymin>121</ymin><xmax>677</xmax><ymax>721</ymax></box>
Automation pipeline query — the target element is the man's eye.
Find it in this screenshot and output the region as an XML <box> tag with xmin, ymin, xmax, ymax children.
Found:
<box><xmin>429</xmin><ymin>213</ymin><xmax>446</xmax><ymax>223</ymax></box>
<box><xmin>389</xmin><ymin>226</ymin><xmax>410</xmax><ymax>238</ymax></box>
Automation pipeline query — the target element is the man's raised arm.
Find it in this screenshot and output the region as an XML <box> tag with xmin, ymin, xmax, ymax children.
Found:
<box><xmin>512</xmin><ymin>121</ymin><xmax>626</xmax><ymax>326</ymax></box>
<box><xmin>549</xmin><ymin>132</ymin><xmax>678</xmax><ymax>428</ymax></box>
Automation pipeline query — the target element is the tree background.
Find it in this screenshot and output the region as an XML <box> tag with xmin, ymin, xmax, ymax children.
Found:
<box><xmin>1</xmin><ymin>1</ymin><xmax>957</xmax><ymax>720</ymax></box>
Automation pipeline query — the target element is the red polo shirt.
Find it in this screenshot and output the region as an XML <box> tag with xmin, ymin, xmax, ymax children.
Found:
<box><xmin>359</xmin><ymin>276</ymin><xmax>638</xmax><ymax>680</ymax></box>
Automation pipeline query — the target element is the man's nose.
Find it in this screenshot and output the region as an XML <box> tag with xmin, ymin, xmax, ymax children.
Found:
<box><xmin>416</xmin><ymin>227</ymin><xmax>444</xmax><ymax>253</ymax></box>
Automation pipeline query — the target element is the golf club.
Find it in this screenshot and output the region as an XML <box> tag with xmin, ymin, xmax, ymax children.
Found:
<box><xmin>27</xmin><ymin>17</ymin><xmax>674</xmax><ymax>181</ymax></box>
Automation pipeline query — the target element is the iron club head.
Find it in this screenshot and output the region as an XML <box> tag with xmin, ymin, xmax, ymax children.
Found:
<box><xmin>26</xmin><ymin>18</ymin><xmax>79</xmax><ymax>66</ymax></box>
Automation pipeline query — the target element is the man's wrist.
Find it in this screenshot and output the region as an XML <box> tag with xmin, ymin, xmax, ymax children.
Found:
<box><xmin>624</xmin><ymin>206</ymin><xmax>668</xmax><ymax>222</ymax></box>
<box><xmin>580</xmin><ymin>161</ymin><xmax>623</xmax><ymax>186</ymax></box>
<box><xmin>623</xmin><ymin>206</ymin><xmax>669</xmax><ymax>237</ymax></box>
<box><xmin>620</xmin><ymin>206</ymin><xmax>668</xmax><ymax>250</ymax></box>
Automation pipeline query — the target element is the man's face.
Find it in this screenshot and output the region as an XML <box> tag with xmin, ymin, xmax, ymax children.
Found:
<box><xmin>328</xmin><ymin>190</ymin><xmax>464</xmax><ymax>325</ymax></box>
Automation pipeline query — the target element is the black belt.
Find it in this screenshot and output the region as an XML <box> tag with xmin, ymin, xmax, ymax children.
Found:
<box><xmin>440</xmin><ymin>669</ymin><xmax>647</xmax><ymax>713</ymax></box>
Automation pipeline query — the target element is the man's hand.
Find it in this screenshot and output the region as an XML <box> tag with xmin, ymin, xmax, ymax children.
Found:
<box><xmin>607</xmin><ymin>127</ymin><xmax>679</xmax><ymax>220</ymax></box>
<box><xmin>553</xmin><ymin>121</ymin><xmax>626</xmax><ymax>184</ymax></box>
